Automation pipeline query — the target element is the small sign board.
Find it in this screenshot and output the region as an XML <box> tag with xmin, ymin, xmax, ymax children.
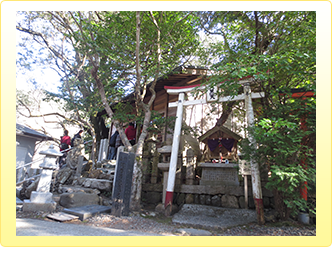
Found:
<box><xmin>239</xmin><ymin>160</ymin><xmax>251</xmax><ymax>175</ymax></box>
<box><xmin>111</xmin><ymin>151</ymin><xmax>135</xmax><ymax>217</ymax></box>
<box><xmin>206</xmin><ymin>87</ymin><xmax>218</xmax><ymax>102</ymax></box>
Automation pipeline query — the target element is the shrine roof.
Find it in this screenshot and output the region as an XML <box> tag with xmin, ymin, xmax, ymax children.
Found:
<box><xmin>198</xmin><ymin>125</ymin><xmax>242</xmax><ymax>142</ymax></box>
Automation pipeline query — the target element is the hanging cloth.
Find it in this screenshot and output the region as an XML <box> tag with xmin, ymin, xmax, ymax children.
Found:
<box><xmin>220</xmin><ymin>138</ymin><xmax>235</xmax><ymax>152</ymax></box>
<box><xmin>207</xmin><ymin>139</ymin><xmax>219</xmax><ymax>152</ymax></box>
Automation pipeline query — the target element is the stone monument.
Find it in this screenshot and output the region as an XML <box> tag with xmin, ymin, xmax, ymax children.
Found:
<box><xmin>111</xmin><ymin>151</ymin><xmax>135</xmax><ymax>217</ymax></box>
<box><xmin>198</xmin><ymin>162</ymin><xmax>239</xmax><ymax>186</ymax></box>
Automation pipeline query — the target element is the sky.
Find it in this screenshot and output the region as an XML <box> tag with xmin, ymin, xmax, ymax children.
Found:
<box><xmin>15</xmin><ymin>16</ymin><xmax>80</xmax><ymax>151</ymax></box>
<box><xmin>16</xmin><ymin>30</ymin><xmax>62</xmax><ymax>94</ymax></box>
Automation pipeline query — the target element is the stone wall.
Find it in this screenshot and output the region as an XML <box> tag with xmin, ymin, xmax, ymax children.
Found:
<box><xmin>142</xmin><ymin>146</ymin><xmax>275</xmax><ymax>210</ymax></box>
<box><xmin>142</xmin><ymin>177</ymin><xmax>275</xmax><ymax>210</ymax></box>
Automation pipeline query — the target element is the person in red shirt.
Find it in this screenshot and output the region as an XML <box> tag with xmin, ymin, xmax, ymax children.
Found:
<box><xmin>60</xmin><ymin>130</ymin><xmax>71</xmax><ymax>151</ymax></box>
<box><xmin>59</xmin><ymin>130</ymin><xmax>71</xmax><ymax>167</ymax></box>
<box><xmin>125</xmin><ymin>122</ymin><xmax>136</xmax><ymax>145</ymax></box>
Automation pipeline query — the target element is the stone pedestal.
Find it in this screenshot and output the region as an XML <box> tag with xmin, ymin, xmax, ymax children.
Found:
<box><xmin>198</xmin><ymin>163</ymin><xmax>239</xmax><ymax>186</ymax></box>
<box><xmin>158</xmin><ymin>162</ymin><xmax>170</xmax><ymax>204</ymax></box>
<box><xmin>23</xmin><ymin>145</ymin><xmax>62</xmax><ymax>212</ymax></box>
<box><xmin>22</xmin><ymin>200</ymin><xmax>57</xmax><ymax>212</ymax></box>
<box><xmin>23</xmin><ymin>191</ymin><xmax>56</xmax><ymax>211</ymax></box>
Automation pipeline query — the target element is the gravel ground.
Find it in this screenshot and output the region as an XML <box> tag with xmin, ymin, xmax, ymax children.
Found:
<box><xmin>16</xmin><ymin>205</ymin><xmax>316</xmax><ymax>236</ymax></box>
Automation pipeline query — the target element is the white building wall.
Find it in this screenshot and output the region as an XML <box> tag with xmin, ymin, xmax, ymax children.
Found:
<box><xmin>16</xmin><ymin>90</ymin><xmax>80</xmax><ymax>168</ymax></box>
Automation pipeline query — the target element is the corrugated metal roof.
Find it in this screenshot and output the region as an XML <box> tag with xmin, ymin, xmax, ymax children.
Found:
<box><xmin>16</xmin><ymin>123</ymin><xmax>53</xmax><ymax>141</ymax></box>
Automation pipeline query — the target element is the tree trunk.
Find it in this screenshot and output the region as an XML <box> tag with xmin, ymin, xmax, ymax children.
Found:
<box><xmin>130</xmin><ymin>106</ymin><xmax>152</xmax><ymax>211</ymax></box>
<box><xmin>90</xmin><ymin>113</ymin><xmax>109</xmax><ymax>143</ymax></box>
<box><xmin>130</xmin><ymin>156</ymin><xmax>143</xmax><ymax>211</ymax></box>
<box><xmin>215</xmin><ymin>101</ymin><xmax>236</xmax><ymax>126</ymax></box>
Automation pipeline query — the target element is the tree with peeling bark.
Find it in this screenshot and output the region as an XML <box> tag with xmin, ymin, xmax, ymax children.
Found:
<box><xmin>61</xmin><ymin>11</ymin><xmax>201</xmax><ymax>210</ymax></box>
<box><xmin>16</xmin><ymin>11</ymin><xmax>128</xmax><ymax>162</ymax></box>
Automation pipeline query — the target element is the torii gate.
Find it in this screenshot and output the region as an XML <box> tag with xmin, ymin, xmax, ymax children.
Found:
<box><xmin>164</xmin><ymin>78</ymin><xmax>266</xmax><ymax>224</ymax></box>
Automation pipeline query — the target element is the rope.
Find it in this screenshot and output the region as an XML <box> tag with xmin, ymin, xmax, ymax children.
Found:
<box><xmin>16</xmin><ymin>140</ymin><xmax>92</xmax><ymax>170</ymax></box>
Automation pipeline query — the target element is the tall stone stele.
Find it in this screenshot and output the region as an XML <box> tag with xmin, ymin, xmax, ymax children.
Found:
<box><xmin>23</xmin><ymin>145</ymin><xmax>63</xmax><ymax>212</ymax></box>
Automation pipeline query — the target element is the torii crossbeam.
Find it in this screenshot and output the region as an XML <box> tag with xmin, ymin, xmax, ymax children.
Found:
<box><xmin>164</xmin><ymin>80</ymin><xmax>265</xmax><ymax>224</ymax></box>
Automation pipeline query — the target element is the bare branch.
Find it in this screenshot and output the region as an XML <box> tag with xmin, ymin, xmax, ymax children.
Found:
<box><xmin>16</xmin><ymin>25</ymin><xmax>73</xmax><ymax>71</ymax></box>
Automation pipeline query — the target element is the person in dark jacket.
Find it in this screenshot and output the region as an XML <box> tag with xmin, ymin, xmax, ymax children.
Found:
<box><xmin>108</xmin><ymin>130</ymin><xmax>119</xmax><ymax>160</ymax></box>
<box><xmin>114</xmin><ymin>133</ymin><xmax>123</xmax><ymax>159</ymax></box>
<box><xmin>71</xmin><ymin>129</ymin><xmax>83</xmax><ymax>147</ymax></box>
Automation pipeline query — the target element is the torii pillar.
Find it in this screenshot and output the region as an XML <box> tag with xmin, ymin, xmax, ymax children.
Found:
<box><xmin>164</xmin><ymin>86</ymin><xmax>196</xmax><ymax>216</ymax></box>
<box><xmin>239</xmin><ymin>79</ymin><xmax>265</xmax><ymax>224</ymax></box>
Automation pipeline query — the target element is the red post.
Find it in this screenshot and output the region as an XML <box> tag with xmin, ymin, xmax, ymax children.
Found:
<box><xmin>291</xmin><ymin>92</ymin><xmax>315</xmax><ymax>206</ymax></box>
<box><xmin>300</xmin><ymin>115</ymin><xmax>308</xmax><ymax>202</ymax></box>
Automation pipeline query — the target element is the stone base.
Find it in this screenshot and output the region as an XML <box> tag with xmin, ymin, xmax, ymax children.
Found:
<box><xmin>172</xmin><ymin>204</ymin><xmax>257</xmax><ymax>229</ymax></box>
<box><xmin>23</xmin><ymin>200</ymin><xmax>57</xmax><ymax>212</ymax></box>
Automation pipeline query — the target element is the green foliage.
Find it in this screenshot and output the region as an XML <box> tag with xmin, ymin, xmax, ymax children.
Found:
<box><xmin>197</xmin><ymin>11</ymin><xmax>316</xmax><ymax>218</ymax></box>
<box><xmin>240</xmin><ymin>97</ymin><xmax>316</xmax><ymax>218</ymax></box>
<box><xmin>132</xmin><ymin>110</ymin><xmax>176</xmax><ymax>135</ymax></box>
<box><xmin>196</xmin><ymin>11</ymin><xmax>315</xmax><ymax>101</ymax></box>
<box><xmin>111</xmin><ymin>102</ymin><xmax>136</xmax><ymax>124</ymax></box>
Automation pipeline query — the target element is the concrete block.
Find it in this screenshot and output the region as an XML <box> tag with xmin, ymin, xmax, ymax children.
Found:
<box><xmin>23</xmin><ymin>200</ymin><xmax>56</xmax><ymax>212</ymax></box>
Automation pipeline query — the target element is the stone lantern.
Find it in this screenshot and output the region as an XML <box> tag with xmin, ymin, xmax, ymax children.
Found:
<box><xmin>157</xmin><ymin>145</ymin><xmax>172</xmax><ymax>205</ymax></box>
<box><xmin>23</xmin><ymin>145</ymin><xmax>63</xmax><ymax>212</ymax></box>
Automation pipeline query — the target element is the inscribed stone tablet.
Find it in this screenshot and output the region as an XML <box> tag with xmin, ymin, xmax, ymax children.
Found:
<box><xmin>111</xmin><ymin>152</ymin><xmax>135</xmax><ymax>216</ymax></box>
<box><xmin>200</xmin><ymin>167</ymin><xmax>239</xmax><ymax>186</ymax></box>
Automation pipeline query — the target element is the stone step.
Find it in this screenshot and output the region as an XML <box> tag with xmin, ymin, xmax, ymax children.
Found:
<box><xmin>81</xmin><ymin>178</ymin><xmax>113</xmax><ymax>191</ymax></box>
<box><xmin>63</xmin><ymin>204</ymin><xmax>112</xmax><ymax>221</ymax></box>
